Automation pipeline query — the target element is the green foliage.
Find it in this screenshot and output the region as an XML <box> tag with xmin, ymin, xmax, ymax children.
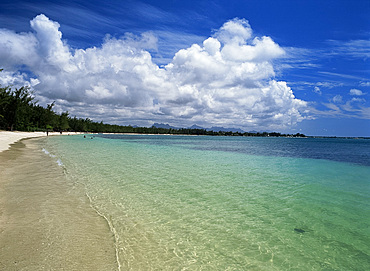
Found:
<box><xmin>0</xmin><ymin>80</ymin><xmax>68</xmax><ymax>131</ymax></box>
<box><xmin>0</xmin><ymin>85</ymin><xmax>35</xmax><ymax>130</ymax></box>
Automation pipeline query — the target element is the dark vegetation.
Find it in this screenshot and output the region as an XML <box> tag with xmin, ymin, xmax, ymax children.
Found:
<box><xmin>0</xmin><ymin>71</ymin><xmax>306</xmax><ymax>137</ymax></box>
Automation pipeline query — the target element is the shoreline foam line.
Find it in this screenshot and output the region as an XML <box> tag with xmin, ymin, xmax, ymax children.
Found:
<box><xmin>0</xmin><ymin>137</ymin><xmax>117</xmax><ymax>270</ymax></box>
<box><xmin>39</xmin><ymin>138</ymin><xmax>121</xmax><ymax>269</ymax></box>
<box><xmin>84</xmin><ymin>191</ymin><xmax>122</xmax><ymax>271</ymax></box>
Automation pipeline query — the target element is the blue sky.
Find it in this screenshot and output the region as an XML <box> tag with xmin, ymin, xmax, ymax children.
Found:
<box><xmin>0</xmin><ymin>0</ymin><xmax>369</xmax><ymax>136</ymax></box>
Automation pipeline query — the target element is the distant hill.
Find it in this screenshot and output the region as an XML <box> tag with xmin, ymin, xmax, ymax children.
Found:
<box><xmin>152</xmin><ymin>123</ymin><xmax>178</xmax><ymax>129</ymax></box>
<box><xmin>189</xmin><ymin>124</ymin><xmax>205</xmax><ymax>130</ymax></box>
<box><xmin>209</xmin><ymin>126</ymin><xmax>245</xmax><ymax>133</ymax></box>
<box><xmin>153</xmin><ymin>123</ymin><xmax>248</xmax><ymax>133</ymax></box>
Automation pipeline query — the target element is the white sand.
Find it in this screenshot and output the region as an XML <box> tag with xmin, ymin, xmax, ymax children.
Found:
<box><xmin>0</xmin><ymin>131</ymin><xmax>80</xmax><ymax>153</ymax></box>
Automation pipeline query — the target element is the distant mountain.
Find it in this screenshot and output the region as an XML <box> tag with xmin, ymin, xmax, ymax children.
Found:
<box><xmin>153</xmin><ymin>123</ymin><xmax>247</xmax><ymax>133</ymax></box>
<box><xmin>209</xmin><ymin>126</ymin><xmax>245</xmax><ymax>133</ymax></box>
<box><xmin>188</xmin><ymin>124</ymin><xmax>245</xmax><ymax>133</ymax></box>
<box><xmin>152</xmin><ymin>123</ymin><xmax>178</xmax><ymax>129</ymax></box>
<box><xmin>189</xmin><ymin>124</ymin><xmax>205</xmax><ymax>130</ymax></box>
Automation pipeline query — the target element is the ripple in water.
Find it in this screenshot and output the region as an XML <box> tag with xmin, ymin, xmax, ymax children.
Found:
<box><xmin>44</xmin><ymin>135</ymin><xmax>370</xmax><ymax>270</ymax></box>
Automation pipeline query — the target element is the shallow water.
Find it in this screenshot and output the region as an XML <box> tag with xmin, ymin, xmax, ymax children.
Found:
<box><xmin>0</xmin><ymin>138</ymin><xmax>117</xmax><ymax>270</ymax></box>
<box><xmin>41</xmin><ymin>135</ymin><xmax>370</xmax><ymax>270</ymax></box>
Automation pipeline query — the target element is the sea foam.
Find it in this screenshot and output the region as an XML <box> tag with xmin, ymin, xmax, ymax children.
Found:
<box><xmin>42</xmin><ymin>148</ymin><xmax>62</xmax><ymax>166</ymax></box>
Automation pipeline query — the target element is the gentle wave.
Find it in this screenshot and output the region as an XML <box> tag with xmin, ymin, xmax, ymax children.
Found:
<box><xmin>56</xmin><ymin>159</ymin><xmax>63</xmax><ymax>167</ymax></box>
<box><xmin>42</xmin><ymin>147</ymin><xmax>63</xmax><ymax>167</ymax></box>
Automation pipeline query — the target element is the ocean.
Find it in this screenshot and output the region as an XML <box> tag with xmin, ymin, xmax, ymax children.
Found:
<box><xmin>40</xmin><ymin>134</ymin><xmax>369</xmax><ymax>270</ymax></box>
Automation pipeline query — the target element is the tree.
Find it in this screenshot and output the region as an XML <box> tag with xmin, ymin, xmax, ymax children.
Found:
<box><xmin>44</xmin><ymin>101</ymin><xmax>59</xmax><ymax>131</ymax></box>
<box><xmin>0</xmin><ymin>86</ymin><xmax>35</xmax><ymax>131</ymax></box>
<box><xmin>0</xmin><ymin>85</ymin><xmax>11</xmax><ymax>129</ymax></box>
<box><xmin>59</xmin><ymin>112</ymin><xmax>70</xmax><ymax>131</ymax></box>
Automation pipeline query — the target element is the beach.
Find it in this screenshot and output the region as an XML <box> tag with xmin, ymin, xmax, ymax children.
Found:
<box><xmin>0</xmin><ymin>131</ymin><xmax>46</xmax><ymax>152</ymax></box>
<box><xmin>2</xmin><ymin>133</ymin><xmax>369</xmax><ymax>270</ymax></box>
<box><xmin>0</xmin><ymin>131</ymin><xmax>85</xmax><ymax>153</ymax></box>
<box><xmin>0</xmin><ymin>132</ymin><xmax>118</xmax><ymax>270</ymax></box>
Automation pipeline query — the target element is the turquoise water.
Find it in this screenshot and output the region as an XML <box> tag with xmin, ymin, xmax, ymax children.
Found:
<box><xmin>43</xmin><ymin>135</ymin><xmax>370</xmax><ymax>270</ymax></box>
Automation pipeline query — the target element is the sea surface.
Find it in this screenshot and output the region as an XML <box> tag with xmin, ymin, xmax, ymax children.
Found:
<box><xmin>41</xmin><ymin>135</ymin><xmax>370</xmax><ymax>270</ymax></box>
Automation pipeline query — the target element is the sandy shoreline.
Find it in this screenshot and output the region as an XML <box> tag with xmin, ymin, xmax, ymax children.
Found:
<box><xmin>0</xmin><ymin>132</ymin><xmax>118</xmax><ymax>270</ymax></box>
<box><xmin>0</xmin><ymin>131</ymin><xmax>83</xmax><ymax>153</ymax></box>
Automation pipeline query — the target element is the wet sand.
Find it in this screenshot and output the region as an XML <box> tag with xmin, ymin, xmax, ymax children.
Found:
<box><xmin>0</xmin><ymin>137</ymin><xmax>118</xmax><ymax>270</ymax></box>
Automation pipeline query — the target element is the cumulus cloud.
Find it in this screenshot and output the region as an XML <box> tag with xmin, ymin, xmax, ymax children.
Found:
<box><xmin>349</xmin><ymin>88</ymin><xmax>365</xmax><ymax>96</ymax></box>
<box><xmin>0</xmin><ymin>15</ymin><xmax>307</xmax><ymax>130</ymax></box>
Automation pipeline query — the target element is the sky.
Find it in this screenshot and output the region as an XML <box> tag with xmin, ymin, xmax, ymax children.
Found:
<box><xmin>0</xmin><ymin>0</ymin><xmax>369</xmax><ymax>136</ymax></box>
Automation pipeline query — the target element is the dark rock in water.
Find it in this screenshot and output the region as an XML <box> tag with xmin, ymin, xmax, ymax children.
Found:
<box><xmin>294</xmin><ymin>228</ymin><xmax>305</xmax><ymax>233</ymax></box>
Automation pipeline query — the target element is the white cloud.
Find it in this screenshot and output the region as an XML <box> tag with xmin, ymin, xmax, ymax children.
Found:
<box><xmin>318</xmin><ymin>71</ymin><xmax>365</xmax><ymax>81</ymax></box>
<box><xmin>316</xmin><ymin>82</ymin><xmax>344</xmax><ymax>89</ymax></box>
<box><xmin>350</xmin><ymin>97</ymin><xmax>366</xmax><ymax>103</ymax></box>
<box><xmin>216</xmin><ymin>19</ymin><xmax>285</xmax><ymax>63</ymax></box>
<box><xmin>313</xmin><ymin>86</ymin><xmax>322</xmax><ymax>95</ymax></box>
<box><xmin>323</xmin><ymin>103</ymin><xmax>341</xmax><ymax>112</ymax></box>
<box><xmin>0</xmin><ymin>15</ymin><xmax>307</xmax><ymax>130</ymax></box>
<box><xmin>332</xmin><ymin>95</ymin><xmax>343</xmax><ymax>103</ymax></box>
<box><xmin>315</xmin><ymin>94</ymin><xmax>370</xmax><ymax>120</ymax></box>
<box><xmin>30</xmin><ymin>14</ymin><xmax>71</xmax><ymax>68</ymax></box>
<box><xmin>326</xmin><ymin>39</ymin><xmax>370</xmax><ymax>59</ymax></box>
<box><xmin>0</xmin><ymin>29</ymin><xmax>39</xmax><ymax>69</ymax></box>
<box><xmin>215</xmin><ymin>18</ymin><xmax>252</xmax><ymax>45</ymax></box>
<box><xmin>341</xmin><ymin>98</ymin><xmax>366</xmax><ymax>113</ymax></box>
<box><xmin>349</xmin><ymin>88</ymin><xmax>365</xmax><ymax>96</ymax></box>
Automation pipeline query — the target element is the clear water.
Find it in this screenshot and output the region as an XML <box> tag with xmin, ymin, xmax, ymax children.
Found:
<box><xmin>0</xmin><ymin>139</ymin><xmax>117</xmax><ymax>270</ymax></box>
<box><xmin>43</xmin><ymin>135</ymin><xmax>370</xmax><ymax>270</ymax></box>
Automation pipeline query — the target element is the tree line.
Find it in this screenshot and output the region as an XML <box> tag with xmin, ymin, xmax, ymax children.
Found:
<box><xmin>0</xmin><ymin>75</ymin><xmax>305</xmax><ymax>137</ymax></box>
